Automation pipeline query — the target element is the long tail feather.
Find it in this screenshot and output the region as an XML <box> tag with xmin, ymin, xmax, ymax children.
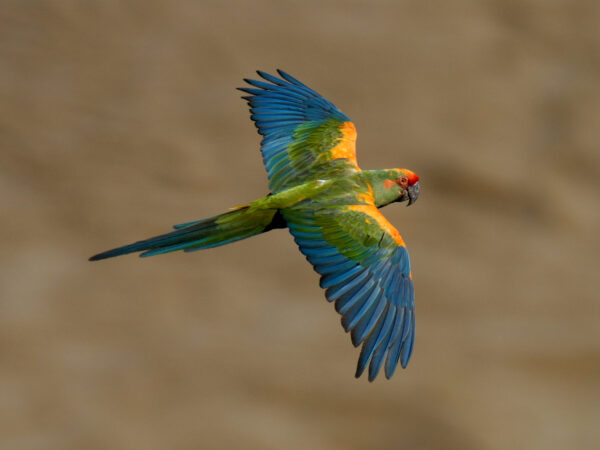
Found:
<box><xmin>89</xmin><ymin>206</ymin><xmax>279</xmax><ymax>261</ymax></box>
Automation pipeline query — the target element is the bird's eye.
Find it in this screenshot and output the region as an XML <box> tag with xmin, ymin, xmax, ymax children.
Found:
<box><xmin>399</xmin><ymin>177</ymin><xmax>408</xmax><ymax>185</ymax></box>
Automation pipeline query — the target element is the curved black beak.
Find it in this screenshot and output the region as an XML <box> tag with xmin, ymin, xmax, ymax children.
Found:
<box><xmin>406</xmin><ymin>182</ymin><xmax>420</xmax><ymax>206</ymax></box>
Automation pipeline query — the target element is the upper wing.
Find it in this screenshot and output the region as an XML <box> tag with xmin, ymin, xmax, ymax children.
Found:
<box><xmin>239</xmin><ymin>70</ymin><xmax>359</xmax><ymax>193</ymax></box>
<box><xmin>282</xmin><ymin>196</ymin><xmax>416</xmax><ymax>381</ymax></box>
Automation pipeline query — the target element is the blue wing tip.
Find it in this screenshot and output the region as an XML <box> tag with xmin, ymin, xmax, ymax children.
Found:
<box><xmin>241</xmin><ymin>69</ymin><xmax>307</xmax><ymax>92</ymax></box>
<box><xmin>256</xmin><ymin>69</ymin><xmax>270</xmax><ymax>78</ymax></box>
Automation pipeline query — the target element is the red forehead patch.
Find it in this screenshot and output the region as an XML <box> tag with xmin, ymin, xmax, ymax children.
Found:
<box><xmin>406</xmin><ymin>172</ymin><xmax>420</xmax><ymax>186</ymax></box>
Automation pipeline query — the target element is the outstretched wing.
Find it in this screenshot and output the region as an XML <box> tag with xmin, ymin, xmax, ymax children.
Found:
<box><xmin>239</xmin><ymin>70</ymin><xmax>359</xmax><ymax>193</ymax></box>
<box><xmin>283</xmin><ymin>194</ymin><xmax>416</xmax><ymax>381</ymax></box>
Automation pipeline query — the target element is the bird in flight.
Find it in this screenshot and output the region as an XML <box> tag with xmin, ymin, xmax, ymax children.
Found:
<box><xmin>90</xmin><ymin>70</ymin><xmax>421</xmax><ymax>381</ymax></box>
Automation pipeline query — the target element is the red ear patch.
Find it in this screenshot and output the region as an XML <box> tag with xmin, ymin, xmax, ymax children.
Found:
<box><xmin>384</xmin><ymin>179</ymin><xmax>396</xmax><ymax>189</ymax></box>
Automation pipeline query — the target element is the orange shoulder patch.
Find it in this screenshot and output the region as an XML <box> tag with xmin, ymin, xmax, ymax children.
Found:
<box><xmin>347</xmin><ymin>204</ymin><xmax>406</xmax><ymax>247</ymax></box>
<box><xmin>355</xmin><ymin>183</ymin><xmax>374</xmax><ymax>204</ymax></box>
<box><xmin>330</xmin><ymin>121</ymin><xmax>358</xmax><ymax>169</ymax></box>
<box><xmin>356</xmin><ymin>192</ymin><xmax>371</xmax><ymax>204</ymax></box>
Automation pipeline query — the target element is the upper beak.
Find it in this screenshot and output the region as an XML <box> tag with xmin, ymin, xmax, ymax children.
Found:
<box><xmin>406</xmin><ymin>182</ymin><xmax>420</xmax><ymax>206</ymax></box>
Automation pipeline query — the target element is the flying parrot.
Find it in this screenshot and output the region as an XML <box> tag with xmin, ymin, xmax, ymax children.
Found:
<box><xmin>90</xmin><ymin>70</ymin><xmax>421</xmax><ymax>381</ymax></box>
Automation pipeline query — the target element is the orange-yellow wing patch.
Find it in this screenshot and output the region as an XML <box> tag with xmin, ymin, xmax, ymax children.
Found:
<box><xmin>348</xmin><ymin>204</ymin><xmax>406</xmax><ymax>247</ymax></box>
<box><xmin>330</xmin><ymin>122</ymin><xmax>358</xmax><ymax>169</ymax></box>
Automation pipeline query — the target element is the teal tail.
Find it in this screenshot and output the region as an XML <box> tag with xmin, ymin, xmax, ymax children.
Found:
<box><xmin>89</xmin><ymin>206</ymin><xmax>281</xmax><ymax>261</ymax></box>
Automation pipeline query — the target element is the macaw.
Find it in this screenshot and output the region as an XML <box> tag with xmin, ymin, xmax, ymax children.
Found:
<box><xmin>90</xmin><ymin>70</ymin><xmax>421</xmax><ymax>381</ymax></box>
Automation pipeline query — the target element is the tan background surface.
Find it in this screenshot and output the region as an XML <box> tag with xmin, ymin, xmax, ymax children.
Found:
<box><xmin>1</xmin><ymin>1</ymin><xmax>599</xmax><ymax>449</ymax></box>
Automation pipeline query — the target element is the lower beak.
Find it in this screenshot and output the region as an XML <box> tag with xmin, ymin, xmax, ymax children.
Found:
<box><xmin>407</xmin><ymin>182</ymin><xmax>420</xmax><ymax>206</ymax></box>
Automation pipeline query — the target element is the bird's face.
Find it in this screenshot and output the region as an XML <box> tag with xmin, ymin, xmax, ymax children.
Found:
<box><xmin>366</xmin><ymin>168</ymin><xmax>420</xmax><ymax>208</ymax></box>
<box><xmin>394</xmin><ymin>169</ymin><xmax>420</xmax><ymax>206</ymax></box>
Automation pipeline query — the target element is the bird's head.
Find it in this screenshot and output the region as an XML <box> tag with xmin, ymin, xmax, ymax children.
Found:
<box><xmin>395</xmin><ymin>169</ymin><xmax>420</xmax><ymax>206</ymax></box>
<box><xmin>368</xmin><ymin>168</ymin><xmax>420</xmax><ymax>208</ymax></box>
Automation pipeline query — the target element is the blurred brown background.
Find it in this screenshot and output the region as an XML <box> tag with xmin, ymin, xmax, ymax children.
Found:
<box><xmin>1</xmin><ymin>1</ymin><xmax>599</xmax><ymax>449</ymax></box>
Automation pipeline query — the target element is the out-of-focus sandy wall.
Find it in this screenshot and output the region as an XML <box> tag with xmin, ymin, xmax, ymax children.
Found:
<box><xmin>1</xmin><ymin>1</ymin><xmax>598</xmax><ymax>449</ymax></box>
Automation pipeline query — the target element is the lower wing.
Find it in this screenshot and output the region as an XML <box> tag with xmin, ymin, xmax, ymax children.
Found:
<box><xmin>283</xmin><ymin>202</ymin><xmax>415</xmax><ymax>381</ymax></box>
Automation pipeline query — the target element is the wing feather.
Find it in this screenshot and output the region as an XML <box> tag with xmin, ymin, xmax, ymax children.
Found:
<box><xmin>239</xmin><ymin>70</ymin><xmax>359</xmax><ymax>193</ymax></box>
<box><xmin>283</xmin><ymin>195</ymin><xmax>415</xmax><ymax>381</ymax></box>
